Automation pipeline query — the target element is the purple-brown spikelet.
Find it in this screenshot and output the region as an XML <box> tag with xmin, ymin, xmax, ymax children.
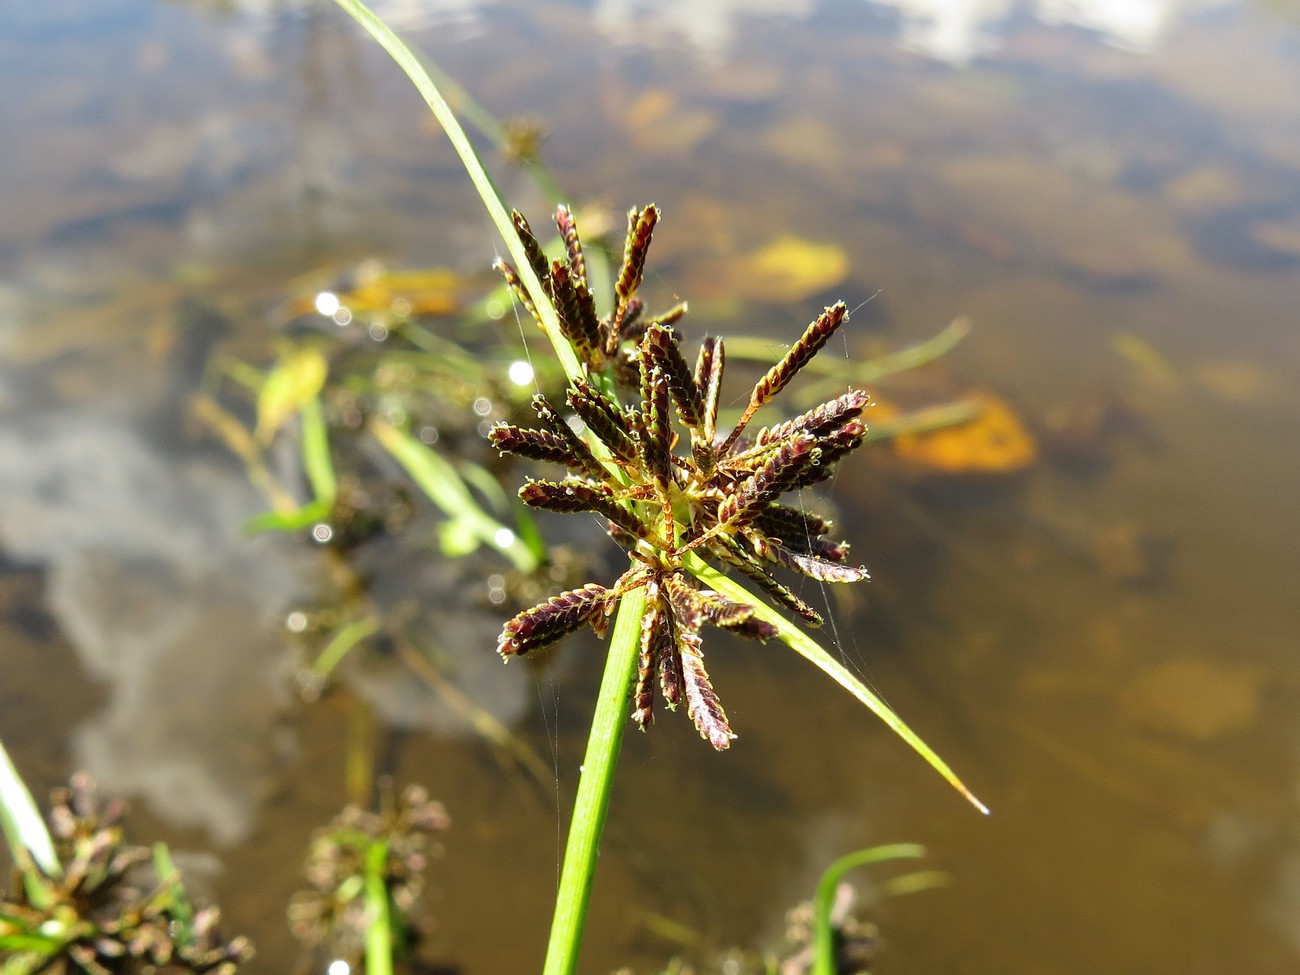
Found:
<box><xmin>488</xmin><ymin>423</ymin><xmax>588</xmax><ymax>470</ymax></box>
<box><xmin>756</xmin><ymin>389</ymin><xmax>870</xmax><ymax>445</ymax></box>
<box><xmin>676</xmin><ymin>617</ymin><xmax>735</xmax><ymax>750</ymax></box>
<box><xmin>718</xmin><ymin>303</ymin><xmax>849</xmax><ymax>454</ymax></box>
<box><xmin>638</xmin><ymin>365</ymin><xmax>674</xmax><ymax>495</ymax></box>
<box><xmin>511</xmin><ymin>209</ymin><xmax>552</xmax><ymax>294</ymax></box>
<box><xmin>751</xmin><ymin>504</ymin><xmax>835</xmax><ymax>548</ymax></box>
<box><xmin>529</xmin><ymin>394</ymin><xmax>606</xmax><ymax>479</ymax></box>
<box><xmin>494</xmin><ymin>258</ymin><xmax>540</xmax><ymax>327</ymax></box>
<box><xmin>615</xmin><ymin>205</ymin><xmax>659</xmax><ymax>306</ymax></box>
<box><xmin>753</xmin><ymin>302</ymin><xmax>848</xmax><ymax>407</ymax></box>
<box><xmin>752</xmin><ymin>537</ymin><xmax>869</xmax><ymax>583</ymax></box>
<box><xmin>497</xmin><ymin>583</ymin><xmax>610</xmax><ymax>656</ymax></box>
<box><xmin>634</xmin><ymin>578</ymin><xmax>667</xmax><ymax>728</ymax></box>
<box><xmin>716</xmin><ymin>435</ymin><xmax>820</xmax><ymax>530</ymax></box>
<box><xmin>554</xmin><ymin>203</ymin><xmax>587</xmax><ymax>287</ymax></box>
<box><xmin>550</xmin><ymin>261</ymin><xmax>604</xmax><ymax>370</ymax></box>
<box><xmin>567</xmin><ymin>380</ymin><xmax>638</xmax><ymax>462</ymax></box>
<box><xmin>791</xmin><ymin>419</ymin><xmax>866</xmax><ymax>488</ymax></box>
<box><xmin>643</xmin><ymin>324</ymin><xmax>704</xmax><ymax>430</ymax></box>
<box><xmin>518</xmin><ymin>479</ymin><xmax>647</xmax><ymax>538</ymax></box>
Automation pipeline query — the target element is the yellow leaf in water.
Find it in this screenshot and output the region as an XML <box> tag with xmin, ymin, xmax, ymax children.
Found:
<box><xmin>742</xmin><ymin>235</ymin><xmax>849</xmax><ymax>302</ymax></box>
<box><xmin>255</xmin><ymin>346</ymin><xmax>329</xmax><ymax>447</ymax></box>
<box><xmin>890</xmin><ymin>392</ymin><xmax>1036</xmax><ymax>474</ymax></box>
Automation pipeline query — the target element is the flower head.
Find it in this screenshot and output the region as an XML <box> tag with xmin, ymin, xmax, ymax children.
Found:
<box><xmin>491</xmin><ymin>205</ymin><xmax>870</xmax><ymax>747</ymax></box>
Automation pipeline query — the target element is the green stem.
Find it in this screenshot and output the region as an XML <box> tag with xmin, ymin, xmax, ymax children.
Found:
<box><xmin>364</xmin><ymin>839</ymin><xmax>394</xmax><ymax>975</ymax></box>
<box><xmin>543</xmin><ymin>585</ymin><xmax>646</xmax><ymax>975</ymax></box>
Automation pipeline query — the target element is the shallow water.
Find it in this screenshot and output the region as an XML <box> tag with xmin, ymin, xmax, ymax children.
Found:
<box><xmin>3</xmin><ymin>1</ymin><xmax>1300</xmax><ymax>973</ymax></box>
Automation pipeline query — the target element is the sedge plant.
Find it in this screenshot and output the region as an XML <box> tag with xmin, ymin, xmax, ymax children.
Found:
<box><xmin>330</xmin><ymin>2</ymin><xmax>988</xmax><ymax>972</ymax></box>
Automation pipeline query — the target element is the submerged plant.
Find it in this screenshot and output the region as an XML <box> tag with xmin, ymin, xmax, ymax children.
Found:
<box><xmin>492</xmin><ymin>205</ymin><xmax>870</xmax><ymax>748</ymax></box>
<box><xmin>288</xmin><ymin>783</ymin><xmax>449</xmax><ymax>975</ymax></box>
<box><xmin>0</xmin><ymin>773</ymin><xmax>251</xmax><ymax>975</ymax></box>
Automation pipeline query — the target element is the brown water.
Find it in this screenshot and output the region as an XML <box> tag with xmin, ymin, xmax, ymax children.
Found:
<box><xmin>3</xmin><ymin>1</ymin><xmax>1300</xmax><ymax>973</ymax></box>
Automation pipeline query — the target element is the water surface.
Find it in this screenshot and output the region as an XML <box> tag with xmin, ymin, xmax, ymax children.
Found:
<box><xmin>3</xmin><ymin>1</ymin><xmax>1300</xmax><ymax>973</ymax></box>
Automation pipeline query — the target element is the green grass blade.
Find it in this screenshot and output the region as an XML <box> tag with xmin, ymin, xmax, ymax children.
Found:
<box><xmin>300</xmin><ymin>397</ymin><xmax>338</xmax><ymax>508</ymax></box>
<box><xmin>543</xmin><ymin>586</ymin><xmax>646</xmax><ymax>975</ymax></box>
<box><xmin>370</xmin><ymin>416</ymin><xmax>541</xmax><ymax>573</ymax></box>
<box><xmin>811</xmin><ymin>844</ymin><xmax>926</xmax><ymax>975</ymax></box>
<box><xmin>0</xmin><ymin>737</ymin><xmax>59</xmax><ymax>878</ymax></box>
<box><xmin>311</xmin><ymin>617</ymin><xmax>383</xmax><ymax>680</ymax></box>
<box><xmin>331</xmin><ymin>0</ymin><xmax>584</xmax><ymax>387</ymax></box>
<box><xmin>683</xmin><ymin>554</ymin><xmax>989</xmax><ymax>815</ymax></box>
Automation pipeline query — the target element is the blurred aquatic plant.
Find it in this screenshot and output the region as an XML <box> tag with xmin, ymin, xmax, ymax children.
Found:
<box><xmin>288</xmin><ymin>783</ymin><xmax>449</xmax><ymax>975</ymax></box>
<box><xmin>0</xmin><ymin>754</ymin><xmax>251</xmax><ymax>975</ymax></box>
<box><xmin>608</xmin><ymin>843</ymin><xmax>938</xmax><ymax>975</ymax></box>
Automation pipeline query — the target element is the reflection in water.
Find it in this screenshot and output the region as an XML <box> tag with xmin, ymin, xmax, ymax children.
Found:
<box><xmin>0</xmin><ymin>410</ymin><xmax>310</xmax><ymax>844</ymax></box>
<box><xmin>595</xmin><ymin>0</ymin><xmax>1234</xmax><ymax>62</ymax></box>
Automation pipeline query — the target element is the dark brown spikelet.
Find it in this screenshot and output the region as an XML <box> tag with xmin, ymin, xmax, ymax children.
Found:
<box><xmin>693</xmin><ymin>336</ymin><xmax>726</xmax><ymax>471</ymax></box>
<box><xmin>518</xmin><ymin>479</ymin><xmax>646</xmax><ymax>539</ymax></box>
<box><xmin>529</xmin><ymin>394</ymin><xmax>605</xmax><ymax>479</ymax></box>
<box><xmin>567</xmin><ymin>380</ymin><xmax>638</xmax><ymax>462</ymax></box>
<box><xmin>676</xmin><ymin>613</ymin><xmax>736</xmax><ymax>750</ymax></box>
<box><xmin>753</xmin><ymin>302</ymin><xmax>848</xmax><ymax>408</ymax></box>
<box><xmin>615</xmin><ymin>205</ymin><xmax>659</xmax><ymax>306</ymax></box>
<box><xmin>720</xmin><ymin>616</ymin><xmax>780</xmax><ymax>641</ymax></box>
<box><xmin>634</xmin><ymin>577</ymin><xmax>667</xmax><ymax>728</ymax></box>
<box><xmin>643</xmin><ymin>324</ymin><xmax>704</xmax><ymax>430</ymax></box>
<box><xmin>664</xmin><ymin>573</ymin><xmax>753</xmax><ymax>630</ymax></box>
<box><xmin>638</xmin><ymin>365</ymin><xmax>674</xmax><ymax>495</ymax></box>
<box><xmin>716</xmin><ymin>434</ymin><xmax>820</xmax><ymax>530</ymax></box>
<box><xmin>511</xmin><ymin>210</ymin><xmax>552</xmax><ymax>294</ymax></box>
<box><xmin>488</xmin><ymin>422</ymin><xmax>589</xmax><ymax>471</ymax></box>
<box><xmin>719</xmin><ymin>303</ymin><xmax>848</xmax><ymax>453</ymax></box>
<box><xmin>554</xmin><ymin>203</ymin><xmax>586</xmax><ymax>287</ymax></box>
<box><xmin>756</xmin><ymin>389</ymin><xmax>870</xmax><ymax>445</ymax></box>
<box><xmin>550</xmin><ymin>261</ymin><xmax>604</xmax><ymax>370</ymax></box>
<box><xmin>791</xmin><ymin>419</ymin><xmax>867</xmax><ymax>488</ymax></box>
<box><xmin>753</xmin><ymin>536</ymin><xmax>869</xmax><ymax>583</ymax></box>
<box><xmin>751</xmin><ymin>503</ymin><xmax>835</xmax><ymax>548</ymax></box>
<box><xmin>494</xmin><ymin>258</ymin><xmax>541</xmax><ymax>327</ymax></box>
<box><xmin>716</xmin><ymin>537</ymin><xmax>825</xmax><ymax>626</ymax></box>
<box><xmin>497</xmin><ymin>583</ymin><xmax>609</xmax><ymax>656</ymax></box>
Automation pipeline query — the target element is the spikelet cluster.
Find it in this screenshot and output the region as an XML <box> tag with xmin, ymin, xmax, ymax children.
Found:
<box><xmin>491</xmin><ymin>205</ymin><xmax>871</xmax><ymax>748</ymax></box>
